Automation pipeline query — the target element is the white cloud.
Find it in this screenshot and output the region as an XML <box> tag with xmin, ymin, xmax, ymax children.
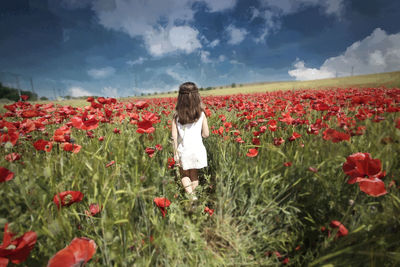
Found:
<box><xmin>288</xmin><ymin>28</ymin><xmax>400</xmax><ymax>80</ymax></box>
<box><xmin>68</xmin><ymin>86</ymin><xmax>92</xmax><ymax>97</ymax></box>
<box><xmin>200</xmin><ymin>50</ymin><xmax>212</xmax><ymax>63</ymax></box>
<box><xmin>80</xmin><ymin>0</ymin><xmax>238</xmax><ymax>56</ymax></box>
<box><xmin>87</xmin><ymin>67</ymin><xmax>116</xmax><ymax>79</ymax></box>
<box><xmin>101</xmin><ymin>86</ymin><xmax>119</xmax><ymax>97</ymax></box>
<box><xmin>92</xmin><ymin>0</ymin><xmax>195</xmax><ymax>36</ymax></box>
<box><xmin>209</xmin><ymin>39</ymin><xmax>220</xmax><ymax>47</ymax></box>
<box><xmin>169</xmin><ymin>26</ymin><xmax>202</xmax><ymax>53</ymax></box>
<box><xmin>126</xmin><ymin>57</ymin><xmax>146</xmax><ymax>65</ymax></box>
<box><xmin>226</xmin><ymin>25</ymin><xmax>247</xmax><ymax>45</ymax></box>
<box><xmin>288</xmin><ymin>60</ymin><xmax>335</xmax><ymax>80</ymax></box>
<box><xmin>165</xmin><ymin>64</ymin><xmax>196</xmax><ymax>83</ymax></box>
<box><xmin>144</xmin><ymin>26</ymin><xmax>201</xmax><ymax>56</ymax></box>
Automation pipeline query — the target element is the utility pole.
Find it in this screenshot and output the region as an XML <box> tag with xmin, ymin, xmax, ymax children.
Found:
<box><xmin>15</xmin><ymin>75</ymin><xmax>21</xmax><ymax>100</ymax></box>
<box><xmin>30</xmin><ymin>77</ymin><xmax>35</xmax><ymax>94</ymax></box>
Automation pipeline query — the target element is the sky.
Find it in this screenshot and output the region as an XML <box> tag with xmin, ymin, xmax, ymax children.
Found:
<box><xmin>0</xmin><ymin>0</ymin><xmax>399</xmax><ymax>98</ymax></box>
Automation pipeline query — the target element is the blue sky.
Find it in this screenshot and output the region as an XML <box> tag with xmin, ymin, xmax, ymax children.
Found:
<box><xmin>0</xmin><ymin>0</ymin><xmax>399</xmax><ymax>98</ymax></box>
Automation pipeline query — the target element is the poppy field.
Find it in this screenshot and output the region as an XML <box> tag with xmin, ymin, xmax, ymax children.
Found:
<box><xmin>1</xmin><ymin>87</ymin><xmax>400</xmax><ymax>266</ymax></box>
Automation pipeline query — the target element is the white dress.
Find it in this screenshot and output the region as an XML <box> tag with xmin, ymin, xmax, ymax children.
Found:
<box><xmin>176</xmin><ymin>112</ymin><xmax>208</xmax><ymax>170</ymax></box>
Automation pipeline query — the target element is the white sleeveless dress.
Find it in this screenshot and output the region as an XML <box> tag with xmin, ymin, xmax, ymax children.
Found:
<box><xmin>176</xmin><ymin>112</ymin><xmax>208</xmax><ymax>170</ymax></box>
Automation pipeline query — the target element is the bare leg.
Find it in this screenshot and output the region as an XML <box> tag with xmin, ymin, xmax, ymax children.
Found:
<box><xmin>189</xmin><ymin>169</ymin><xmax>199</xmax><ymax>191</ymax></box>
<box><xmin>181</xmin><ymin>177</ymin><xmax>193</xmax><ymax>194</ymax></box>
<box><xmin>180</xmin><ymin>168</ymin><xmax>197</xmax><ymax>200</ymax></box>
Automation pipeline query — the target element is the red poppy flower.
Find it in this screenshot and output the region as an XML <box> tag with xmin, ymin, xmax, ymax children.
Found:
<box><xmin>355</xmin><ymin>177</ymin><xmax>388</xmax><ymax>197</ymax></box>
<box><xmin>136</xmin><ymin>126</ymin><xmax>155</xmax><ymax>134</ymax></box>
<box><xmin>246</xmin><ymin>148</ymin><xmax>258</xmax><ymax>157</ymax></box>
<box><xmin>342</xmin><ymin>153</ymin><xmax>382</xmax><ymax>184</ymax></box>
<box><xmin>288</xmin><ymin>132</ymin><xmax>301</xmax><ymax>141</ymax></box>
<box><xmin>0</xmin><ymin>130</ymin><xmax>19</xmax><ymax>146</ymax></box>
<box><xmin>106</xmin><ymin>161</ymin><xmax>115</xmax><ymax>168</ymax></box>
<box><xmin>204</xmin><ymin>207</ymin><xmax>214</xmax><ymax>216</ymax></box>
<box><xmin>155</xmin><ymin>144</ymin><xmax>163</xmax><ymax>151</ymax></box>
<box><xmin>136</xmin><ymin>116</ymin><xmax>156</xmax><ymax>134</ymax></box>
<box><xmin>308</xmin><ymin>167</ymin><xmax>318</xmax><ymax>173</ymax></box>
<box><xmin>20</xmin><ymin>95</ymin><xmax>29</xmax><ymax>101</ymax></box>
<box><xmin>98</xmin><ymin>136</ymin><xmax>104</xmax><ymax>141</ymax></box>
<box><xmin>204</xmin><ymin>107</ymin><xmax>212</xmax><ymax>117</ymax></box>
<box><xmin>323</xmin><ymin>128</ymin><xmax>351</xmax><ymax>143</ymax></box>
<box><xmin>113</xmin><ymin>128</ymin><xmax>121</xmax><ymax>134</ymax></box>
<box><xmin>284</xmin><ymin>162</ymin><xmax>292</xmax><ymax>167</ymax></box>
<box><xmin>53</xmin><ymin>191</ymin><xmax>84</xmax><ymax>209</ymax></box>
<box><xmin>0</xmin><ymin>223</ymin><xmax>37</xmax><ymax>265</ymax></box>
<box><xmin>252</xmin><ymin>138</ymin><xmax>260</xmax><ymax>145</ymax></box>
<box><xmin>145</xmin><ymin>147</ymin><xmax>156</xmax><ymax>158</ymax></box>
<box><xmin>85</xmin><ymin>204</ymin><xmax>102</xmax><ymax>216</ymax></box>
<box><xmin>70</xmin><ymin>116</ymin><xmax>99</xmax><ymax>131</ymax></box>
<box><xmin>135</xmin><ymin>100</ymin><xmax>149</xmax><ymax>109</ymax></box>
<box><xmin>0</xmin><ymin>167</ymin><xmax>14</xmax><ymax>183</ymax></box>
<box><xmin>20</xmin><ymin>119</ymin><xmax>35</xmax><ymax>133</ymax></box>
<box><xmin>282</xmin><ymin>257</ymin><xmax>289</xmax><ymax>265</ymax></box>
<box><xmin>235</xmin><ymin>137</ymin><xmax>245</xmax><ymax>143</ymax></box>
<box><xmin>86</xmin><ymin>131</ymin><xmax>95</xmax><ymax>138</ymax></box>
<box><xmin>62</xmin><ymin>143</ymin><xmax>82</xmax><ymax>153</ymax></box>
<box><xmin>47</xmin><ymin>237</ymin><xmax>96</xmax><ymax>267</ymax></box>
<box><xmin>273</xmin><ymin>137</ymin><xmax>285</xmax><ymax>146</ymax></box>
<box><xmin>5</xmin><ymin>153</ymin><xmax>21</xmax><ymax>162</ymax></box>
<box><xmin>21</xmin><ymin>110</ymin><xmax>40</xmax><ymax>118</ymax></box>
<box><xmin>329</xmin><ymin>220</ymin><xmax>348</xmax><ymax>238</ymax></box>
<box><xmin>153</xmin><ymin>197</ymin><xmax>171</xmax><ymax>217</ymax></box>
<box><xmin>167</xmin><ymin>157</ymin><xmax>175</xmax><ymax>169</ymax></box>
<box><xmin>52</xmin><ymin>126</ymin><xmax>71</xmax><ymax>143</ymax></box>
<box><xmin>33</xmin><ymin>139</ymin><xmax>53</xmax><ymax>152</ymax></box>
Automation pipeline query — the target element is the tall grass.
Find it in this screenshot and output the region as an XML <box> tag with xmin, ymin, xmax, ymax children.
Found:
<box><xmin>1</xmin><ymin>88</ymin><xmax>400</xmax><ymax>266</ymax></box>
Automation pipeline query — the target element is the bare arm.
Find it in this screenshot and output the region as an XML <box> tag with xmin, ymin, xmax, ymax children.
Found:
<box><xmin>171</xmin><ymin>117</ymin><xmax>180</xmax><ymax>164</ymax></box>
<box><xmin>202</xmin><ymin>114</ymin><xmax>209</xmax><ymax>138</ymax></box>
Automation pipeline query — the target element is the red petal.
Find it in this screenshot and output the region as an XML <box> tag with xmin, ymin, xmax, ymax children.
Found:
<box><xmin>357</xmin><ymin>178</ymin><xmax>388</xmax><ymax>197</ymax></box>
<box><xmin>246</xmin><ymin>148</ymin><xmax>258</xmax><ymax>157</ymax></box>
<box><xmin>47</xmin><ymin>237</ymin><xmax>96</xmax><ymax>267</ymax></box>
<box><xmin>0</xmin><ymin>257</ymin><xmax>9</xmax><ymax>267</ymax></box>
<box><xmin>0</xmin><ymin>167</ymin><xmax>14</xmax><ymax>183</ymax></box>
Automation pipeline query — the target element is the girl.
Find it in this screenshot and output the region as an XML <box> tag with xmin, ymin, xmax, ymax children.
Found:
<box><xmin>171</xmin><ymin>82</ymin><xmax>209</xmax><ymax>201</ymax></box>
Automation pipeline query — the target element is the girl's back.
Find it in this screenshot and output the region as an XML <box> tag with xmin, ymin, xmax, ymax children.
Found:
<box><xmin>176</xmin><ymin>112</ymin><xmax>205</xmax><ymax>148</ymax></box>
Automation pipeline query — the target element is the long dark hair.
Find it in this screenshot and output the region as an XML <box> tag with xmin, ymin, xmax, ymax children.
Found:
<box><xmin>175</xmin><ymin>82</ymin><xmax>202</xmax><ymax>125</ymax></box>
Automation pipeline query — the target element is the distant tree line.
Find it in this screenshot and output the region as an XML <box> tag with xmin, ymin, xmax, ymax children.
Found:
<box><xmin>0</xmin><ymin>82</ymin><xmax>38</xmax><ymax>101</ymax></box>
<box><xmin>138</xmin><ymin>86</ymin><xmax>223</xmax><ymax>97</ymax></box>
